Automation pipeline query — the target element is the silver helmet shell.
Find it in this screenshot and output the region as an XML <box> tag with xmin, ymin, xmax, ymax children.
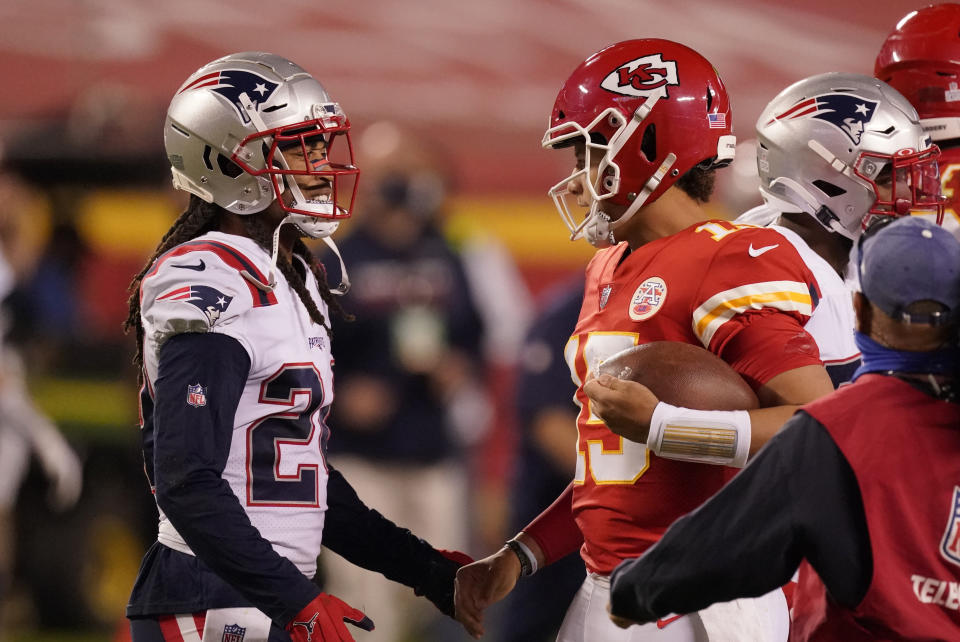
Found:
<box><xmin>164</xmin><ymin>52</ymin><xmax>358</xmax><ymax>236</ymax></box>
<box><xmin>756</xmin><ymin>72</ymin><xmax>941</xmax><ymax>239</ymax></box>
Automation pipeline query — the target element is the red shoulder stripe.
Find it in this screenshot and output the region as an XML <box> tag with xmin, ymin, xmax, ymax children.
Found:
<box><xmin>145</xmin><ymin>240</ymin><xmax>278</xmax><ymax>307</ymax></box>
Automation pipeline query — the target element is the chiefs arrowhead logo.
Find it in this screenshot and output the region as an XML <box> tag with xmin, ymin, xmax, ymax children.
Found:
<box><xmin>601</xmin><ymin>54</ymin><xmax>679</xmax><ymax>98</ymax></box>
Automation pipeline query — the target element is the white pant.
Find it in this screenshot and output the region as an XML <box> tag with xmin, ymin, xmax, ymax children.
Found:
<box><xmin>557</xmin><ymin>574</ymin><xmax>789</xmax><ymax>642</ymax></box>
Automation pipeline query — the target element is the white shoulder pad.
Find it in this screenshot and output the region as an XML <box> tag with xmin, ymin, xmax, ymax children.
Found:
<box><xmin>140</xmin><ymin>235</ymin><xmax>277</xmax><ymax>350</ymax></box>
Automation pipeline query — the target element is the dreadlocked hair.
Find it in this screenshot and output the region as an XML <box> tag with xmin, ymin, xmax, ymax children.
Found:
<box><xmin>239</xmin><ymin>215</ymin><xmax>351</xmax><ymax>333</ymax></box>
<box><xmin>122</xmin><ymin>194</ymin><xmax>351</xmax><ymax>383</ymax></box>
<box><xmin>124</xmin><ymin>195</ymin><xmax>220</xmax><ymax>378</ymax></box>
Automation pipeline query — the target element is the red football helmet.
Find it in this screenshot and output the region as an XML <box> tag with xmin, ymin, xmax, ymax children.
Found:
<box><xmin>543</xmin><ymin>39</ymin><xmax>735</xmax><ymax>247</ymax></box>
<box><xmin>875</xmin><ymin>4</ymin><xmax>960</xmax><ymax>137</ymax></box>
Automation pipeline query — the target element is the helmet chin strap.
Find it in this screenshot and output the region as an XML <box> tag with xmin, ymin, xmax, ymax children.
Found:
<box><xmin>584</xmin><ymin>152</ymin><xmax>677</xmax><ymax>247</ymax></box>
<box><xmin>239</xmin><ymin>221</ymin><xmax>285</xmax><ymax>293</ymax></box>
<box><xmin>239</xmin><ymin>215</ymin><xmax>351</xmax><ymax>296</ymax></box>
<box><xmin>582</xmin><ymin>93</ymin><xmax>674</xmax><ymax>248</ymax></box>
<box><xmin>321</xmin><ymin>236</ymin><xmax>351</xmax><ymax>295</ymax></box>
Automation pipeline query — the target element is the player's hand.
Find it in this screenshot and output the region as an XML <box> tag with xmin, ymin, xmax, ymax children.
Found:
<box><xmin>439</xmin><ymin>548</ymin><xmax>475</xmax><ymax>567</ymax></box>
<box><xmin>607</xmin><ymin>600</ymin><xmax>636</xmax><ymax>629</ymax></box>
<box><xmin>583</xmin><ymin>374</ymin><xmax>658</xmax><ymax>443</ymax></box>
<box><xmin>416</xmin><ymin>548</ymin><xmax>475</xmax><ymax>619</ymax></box>
<box><xmin>286</xmin><ymin>592</ymin><xmax>375</xmax><ymax>642</ymax></box>
<box><xmin>454</xmin><ymin>548</ymin><xmax>521</xmax><ymax>638</ymax></box>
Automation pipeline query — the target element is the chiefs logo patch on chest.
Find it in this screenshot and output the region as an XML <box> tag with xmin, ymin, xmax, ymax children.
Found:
<box><xmin>629</xmin><ymin>277</ymin><xmax>667</xmax><ymax>321</ymax></box>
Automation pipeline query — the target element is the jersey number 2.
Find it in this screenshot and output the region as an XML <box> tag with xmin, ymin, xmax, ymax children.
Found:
<box><xmin>247</xmin><ymin>363</ymin><xmax>327</xmax><ymax>507</ymax></box>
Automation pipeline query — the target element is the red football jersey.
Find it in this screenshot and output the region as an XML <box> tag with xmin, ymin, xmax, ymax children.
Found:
<box><xmin>938</xmin><ymin>146</ymin><xmax>960</xmax><ymax>236</ymax></box>
<box><xmin>567</xmin><ymin>219</ymin><xmax>823</xmax><ymax>574</ymax></box>
<box><xmin>792</xmin><ymin>375</ymin><xmax>960</xmax><ymax>641</ymax></box>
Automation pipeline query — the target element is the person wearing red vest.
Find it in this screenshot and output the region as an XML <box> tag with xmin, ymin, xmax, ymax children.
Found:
<box><xmin>607</xmin><ymin>215</ymin><xmax>960</xmax><ymax>640</ymax></box>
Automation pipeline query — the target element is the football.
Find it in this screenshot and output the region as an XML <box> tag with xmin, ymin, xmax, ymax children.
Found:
<box><xmin>597</xmin><ymin>341</ymin><xmax>759</xmax><ymax>410</ymax></box>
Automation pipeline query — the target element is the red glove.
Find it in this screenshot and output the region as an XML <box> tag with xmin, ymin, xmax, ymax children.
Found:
<box><xmin>286</xmin><ymin>593</ymin><xmax>375</xmax><ymax>642</ymax></box>
<box><xmin>438</xmin><ymin>549</ymin><xmax>474</xmax><ymax>567</ymax></box>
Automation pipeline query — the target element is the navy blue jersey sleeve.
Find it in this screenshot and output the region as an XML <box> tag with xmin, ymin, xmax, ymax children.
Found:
<box><xmin>826</xmin><ymin>358</ymin><xmax>861</xmax><ymax>389</ymax></box>
<box><xmin>152</xmin><ymin>332</ymin><xmax>319</xmax><ymax>625</ymax></box>
<box><xmin>609</xmin><ymin>411</ymin><xmax>871</xmax><ymax>623</ymax></box>
<box><xmin>322</xmin><ymin>465</ymin><xmax>463</xmax><ymax>617</ymax></box>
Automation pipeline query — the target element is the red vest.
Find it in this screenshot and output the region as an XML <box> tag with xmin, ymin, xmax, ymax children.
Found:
<box><xmin>792</xmin><ymin>374</ymin><xmax>960</xmax><ymax>641</ymax></box>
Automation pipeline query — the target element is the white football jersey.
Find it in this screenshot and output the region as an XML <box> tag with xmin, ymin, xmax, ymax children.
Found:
<box><xmin>737</xmin><ymin>205</ymin><xmax>859</xmax><ymax>369</ymax></box>
<box><xmin>140</xmin><ymin>231</ymin><xmax>332</xmax><ymax>577</ymax></box>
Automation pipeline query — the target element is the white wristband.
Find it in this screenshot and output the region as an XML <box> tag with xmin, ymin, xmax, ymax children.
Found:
<box><xmin>512</xmin><ymin>538</ymin><xmax>539</xmax><ymax>575</ymax></box>
<box><xmin>647</xmin><ymin>401</ymin><xmax>751</xmax><ymax>468</ymax></box>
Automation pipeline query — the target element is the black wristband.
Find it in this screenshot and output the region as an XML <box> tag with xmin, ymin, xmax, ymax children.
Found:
<box><xmin>505</xmin><ymin>539</ymin><xmax>533</xmax><ymax>577</ymax></box>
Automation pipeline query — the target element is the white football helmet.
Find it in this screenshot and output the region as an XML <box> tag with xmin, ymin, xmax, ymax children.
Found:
<box><xmin>164</xmin><ymin>52</ymin><xmax>359</xmax><ymax>240</ymax></box>
<box><xmin>756</xmin><ymin>72</ymin><xmax>943</xmax><ymax>239</ymax></box>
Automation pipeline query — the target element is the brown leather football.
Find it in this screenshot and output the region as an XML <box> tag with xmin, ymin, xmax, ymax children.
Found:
<box><xmin>597</xmin><ymin>341</ymin><xmax>759</xmax><ymax>410</ymax></box>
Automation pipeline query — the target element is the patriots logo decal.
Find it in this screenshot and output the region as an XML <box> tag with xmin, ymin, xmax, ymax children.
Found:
<box><xmin>158</xmin><ymin>285</ymin><xmax>233</xmax><ymax>326</ymax></box>
<box><xmin>178</xmin><ymin>69</ymin><xmax>279</xmax><ymax>123</ymax></box>
<box><xmin>767</xmin><ymin>93</ymin><xmax>878</xmax><ymax>144</ymax></box>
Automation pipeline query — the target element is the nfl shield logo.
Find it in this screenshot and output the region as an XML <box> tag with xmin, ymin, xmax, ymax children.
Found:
<box><xmin>599</xmin><ymin>284</ymin><xmax>613</xmax><ymax>310</ymax></box>
<box><xmin>187</xmin><ymin>383</ymin><xmax>207</xmax><ymax>408</ymax></box>
<box><xmin>222</xmin><ymin>624</ymin><xmax>245</xmax><ymax>642</ymax></box>
<box><xmin>940</xmin><ymin>486</ymin><xmax>960</xmax><ymax>567</ymax></box>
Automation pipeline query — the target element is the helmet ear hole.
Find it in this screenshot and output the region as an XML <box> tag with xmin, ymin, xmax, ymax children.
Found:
<box><xmin>217</xmin><ymin>155</ymin><xmax>244</xmax><ymax>178</ymax></box>
<box><xmin>812</xmin><ymin>179</ymin><xmax>847</xmax><ymax>198</ymax></box>
<box><xmin>640</xmin><ymin>124</ymin><xmax>657</xmax><ymax>162</ymax></box>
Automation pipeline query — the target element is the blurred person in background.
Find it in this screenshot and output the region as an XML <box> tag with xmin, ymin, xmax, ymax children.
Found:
<box><xmin>0</xmin><ymin>173</ymin><xmax>82</xmax><ymax>636</ymax></box>
<box><xmin>320</xmin><ymin>122</ymin><xmax>491</xmax><ymax>642</ymax></box>
<box><xmin>876</xmin><ymin>3</ymin><xmax>960</xmax><ymax>235</ymax></box>
<box><xmin>495</xmin><ymin>277</ymin><xmax>585</xmax><ymax>642</ymax></box>
<box><xmin>124</xmin><ymin>52</ymin><xmax>471</xmax><ymax>642</ymax></box>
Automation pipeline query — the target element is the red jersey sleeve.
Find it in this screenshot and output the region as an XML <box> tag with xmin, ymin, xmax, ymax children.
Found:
<box><xmin>691</xmin><ymin>225</ymin><xmax>823</xmax><ymax>386</ymax></box>
<box><xmin>522</xmin><ymin>483</ymin><xmax>584</xmax><ymax>566</ymax></box>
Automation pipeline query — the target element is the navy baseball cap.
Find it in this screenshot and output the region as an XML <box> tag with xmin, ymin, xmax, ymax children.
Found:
<box><xmin>858</xmin><ymin>216</ymin><xmax>960</xmax><ymax>325</ymax></box>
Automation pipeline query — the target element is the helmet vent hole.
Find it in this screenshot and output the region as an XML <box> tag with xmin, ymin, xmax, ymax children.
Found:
<box><xmin>263</xmin><ymin>104</ymin><xmax>287</xmax><ymax>113</ymax></box>
<box><xmin>706</xmin><ymin>86</ymin><xmax>713</xmax><ymax>112</ymax></box>
<box><xmin>558</xmin><ymin>110</ymin><xmax>565</xmax><ymax>119</ymax></box>
<box><xmin>640</xmin><ymin>124</ymin><xmax>657</xmax><ymax>162</ymax></box>
<box><xmin>879</xmin><ymin>126</ymin><xmax>895</xmax><ymax>135</ymax></box>
<box><xmin>812</xmin><ymin>179</ymin><xmax>846</xmax><ymax>198</ymax></box>
<box><xmin>202</xmin><ymin>145</ymin><xmax>215</xmax><ymax>171</ymax></box>
<box><xmin>170</xmin><ymin>123</ymin><xmax>191</xmax><ymax>138</ymax></box>
<box><xmin>217</xmin><ymin>155</ymin><xmax>244</xmax><ymax>178</ymax></box>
